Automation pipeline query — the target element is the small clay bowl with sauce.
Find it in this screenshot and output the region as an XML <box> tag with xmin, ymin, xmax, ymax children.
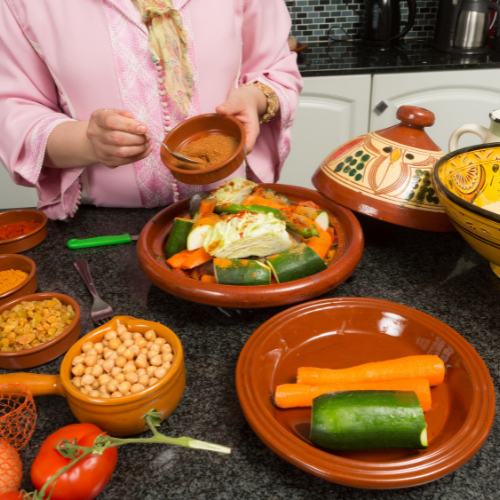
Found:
<box><xmin>0</xmin><ymin>254</ymin><xmax>38</xmax><ymax>307</ymax></box>
<box><xmin>0</xmin><ymin>292</ymin><xmax>81</xmax><ymax>369</ymax></box>
<box><xmin>0</xmin><ymin>209</ymin><xmax>48</xmax><ymax>254</ymax></box>
<box><xmin>161</xmin><ymin>113</ymin><xmax>246</xmax><ymax>185</ymax></box>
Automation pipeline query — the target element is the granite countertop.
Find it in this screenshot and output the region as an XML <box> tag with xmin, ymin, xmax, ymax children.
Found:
<box><xmin>2</xmin><ymin>204</ymin><xmax>499</xmax><ymax>500</ymax></box>
<box><xmin>298</xmin><ymin>40</ymin><xmax>500</xmax><ymax>77</ymax></box>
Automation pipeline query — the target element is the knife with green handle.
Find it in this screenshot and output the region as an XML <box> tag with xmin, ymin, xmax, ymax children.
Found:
<box><xmin>67</xmin><ymin>234</ymin><xmax>139</xmax><ymax>249</ymax></box>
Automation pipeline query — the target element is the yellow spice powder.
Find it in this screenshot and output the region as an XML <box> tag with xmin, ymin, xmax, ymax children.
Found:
<box><xmin>0</xmin><ymin>269</ymin><xmax>28</xmax><ymax>295</ymax></box>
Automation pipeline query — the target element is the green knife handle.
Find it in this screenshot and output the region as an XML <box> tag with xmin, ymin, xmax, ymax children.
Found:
<box><xmin>67</xmin><ymin>234</ymin><xmax>132</xmax><ymax>249</ymax></box>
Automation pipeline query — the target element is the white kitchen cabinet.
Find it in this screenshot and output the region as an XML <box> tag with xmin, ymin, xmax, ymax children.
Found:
<box><xmin>0</xmin><ymin>161</ymin><xmax>38</xmax><ymax>210</ymax></box>
<box><xmin>280</xmin><ymin>74</ymin><xmax>371</xmax><ymax>189</ymax></box>
<box><xmin>370</xmin><ymin>69</ymin><xmax>500</xmax><ymax>152</ymax></box>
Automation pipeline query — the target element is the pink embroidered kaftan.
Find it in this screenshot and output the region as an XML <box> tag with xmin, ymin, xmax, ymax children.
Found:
<box><xmin>0</xmin><ymin>0</ymin><xmax>302</xmax><ymax>219</ymax></box>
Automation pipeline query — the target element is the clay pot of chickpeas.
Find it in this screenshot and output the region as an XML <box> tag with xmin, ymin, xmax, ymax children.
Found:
<box><xmin>0</xmin><ymin>316</ymin><xmax>185</xmax><ymax>436</ymax></box>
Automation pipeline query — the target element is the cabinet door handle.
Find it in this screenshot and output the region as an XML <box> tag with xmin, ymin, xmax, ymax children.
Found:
<box><xmin>374</xmin><ymin>101</ymin><xmax>389</xmax><ymax>114</ymax></box>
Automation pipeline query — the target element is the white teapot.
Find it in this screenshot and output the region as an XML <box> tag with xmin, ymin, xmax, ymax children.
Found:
<box><xmin>449</xmin><ymin>109</ymin><xmax>500</xmax><ymax>152</ymax></box>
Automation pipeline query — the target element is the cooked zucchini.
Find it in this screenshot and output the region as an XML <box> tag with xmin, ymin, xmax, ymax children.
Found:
<box><xmin>214</xmin><ymin>258</ymin><xmax>271</xmax><ymax>285</ymax></box>
<box><xmin>164</xmin><ymin>218</ymin><xmax>194</xmax><ymax>258</ymax></box>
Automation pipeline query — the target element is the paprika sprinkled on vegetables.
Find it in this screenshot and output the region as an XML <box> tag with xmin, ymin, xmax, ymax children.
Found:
<box><xmin>0</xmin><ymin>270</ymin><xmax>28</xmax><ymax>295</ymax></box>
<box><xmin>0</xmin><ymin>221</ymin><xmax>40</xmax><ymax>241</ymax></box>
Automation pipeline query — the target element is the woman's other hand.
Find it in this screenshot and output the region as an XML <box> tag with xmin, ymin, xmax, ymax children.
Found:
<box><xmin>215</xmin><ymin>86</ymin><xmax>268</xmax><ymax>154</ymax></box>
<box><xmin>87</xmin><ymin>109</ymin><xmax>153</xmax><ymax>168</ymax></box>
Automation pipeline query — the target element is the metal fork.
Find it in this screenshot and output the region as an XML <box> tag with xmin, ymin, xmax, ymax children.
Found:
<box><xmin>74</xmin><ymin>259</ymin><xmax>114</xmax><ymax>326</ymax></box>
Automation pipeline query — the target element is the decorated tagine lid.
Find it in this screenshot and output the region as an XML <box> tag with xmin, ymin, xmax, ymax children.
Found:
<box><xmin>312</xmin><ymin>105</ymin><xmax>455</xmax><ymax>232</ymax></box>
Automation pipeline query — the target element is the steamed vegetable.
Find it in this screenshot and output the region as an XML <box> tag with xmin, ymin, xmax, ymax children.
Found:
<box><xmin>274</xmin><ymin>378</ymin><xmax>432</xmax><ymax>411</ymax></box>
<box><xmin>164</xmin><ymin>218</ymin><xmax>194</xmax><ymax>259</ymax></box>
<box><xmin>214</xmin><ymin>258</ymin><xmax>272</xmax><ymax>285</ymax></box>
<box><xmin>297</xmin><ymin>355</ymin><xmax>446</xmax><ymax>386</ymax></box>
<box><xmin>210</xmin><ymin>178</ymin><xmax>257</xmax><ymax>205</ymax></box>
<box><xmin>310</xmin><ymin>391</ymin><xmax>428</xmax><ymax>450</ymax></box>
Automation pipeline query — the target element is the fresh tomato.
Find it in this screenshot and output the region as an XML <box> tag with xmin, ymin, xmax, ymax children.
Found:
<box><xmin>31</xmin><ymin>423</ymin><xmax>118</xmax><ymax>500</ymax></box>
<box><xmin>0</xmin><ymin>492</ymin><xmax>23</xmax><ymax>499</ymax></box>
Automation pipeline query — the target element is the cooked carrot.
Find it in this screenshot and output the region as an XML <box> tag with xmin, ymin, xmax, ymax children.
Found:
<box><xmin>275</xmin><ymin>378</ymin><xmax>432</xmax><ymax>411</ymax></box>
<box><xmin>166</xmin><ymin>249</ymin><xmax>191</xmax><ymax>268</ymax></box>
<box><xmin>193</xmin><ymin>214</ymin><xmax>220</xmax><ymax>228</ymax></box>
<box><xmin>201</xmin><ymin>275</ymin><xmax>217</xmax><ymax>283</ymax></box>
<box><xmin>243</xmin><ymin>195</ymin><xmax>283</xmax><ymax>210</ymax></box>
<box><xmin>199</xmin><ymin>198</ymin><xmax>217</xmax><ymax>214</ymax></box>
<box><xmin>306</xmin><ymin>221</ymin><xmax>332</xmax><ymax>259</ymax></box>
<box><xmin>297</xmin><ymin>355</ymin><xmax>445</xmax><ymax>387</ymax></box>
<box><xmin>180</xmin><ymin>247</ymin><xmax>213</xmax><ymax>270</ymax></box>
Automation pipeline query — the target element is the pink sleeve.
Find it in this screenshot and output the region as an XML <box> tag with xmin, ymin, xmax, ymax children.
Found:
<box><xmin>0</xmin><ymin>2</ymin><xmax>82</xmax><ymax>219</ymax></box>
<box><xmin>239</xmin><ymin>0</ymin><xmax>303</xmax><ymax>183</ymax></box>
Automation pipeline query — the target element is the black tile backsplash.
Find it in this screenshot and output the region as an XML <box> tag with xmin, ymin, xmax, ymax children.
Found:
<box><xmin>286</xmin><ymin>0</ymin><xmax>439</xmax><ymax>43</ymax></box>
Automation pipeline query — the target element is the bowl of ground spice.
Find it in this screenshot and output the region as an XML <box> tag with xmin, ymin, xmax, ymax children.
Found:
<box><xmin>161</xmin><ymin>114</ymin><xmax>246</xmax><ymax>185</ymax></box>
<box><xmin>0</xmin><ymin>255</ymin><xmax>38</xmax><ymax>307</ymax></box>
<box><xmin>0</xmin><ymin>209</ymin><xmax>48</xmax><ymax>254</ymax></box>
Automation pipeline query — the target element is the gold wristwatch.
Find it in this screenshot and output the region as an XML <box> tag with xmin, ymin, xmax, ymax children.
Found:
<box><xmin>248</xmin><ymin>81</ymin><xmax>279</xmax><ymax>124</ymax></box>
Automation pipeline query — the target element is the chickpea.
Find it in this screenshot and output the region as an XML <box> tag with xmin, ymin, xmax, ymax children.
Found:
<box><xmin>89</xmin><ymin>390</ymin><xmax>100</xmax><ymax>398</ymax></box>
<box><xmin>146</xmin><ymin>366</ymin><xmax>156</xmax><ymax>377</ymax></box>
<box><xmin>102</xmin><ymin>339</ymin><xmax>109</xmax><ymax>347</ymax></box>
<box><xmin>110</xmin><ymin>391</ymin><xmax>122</xmax><ymax>398</ymax></box>
<box><xmin>110</xmin><ymin>366</ymin><xmax>122</xmax><ymax>377</ymax></box>
<box><xmin>104</xmin><ymin>330</ymin><xmax>118</xmax><ymax>340</ymax></box>
<box><xmin>98</xmin><ymin>374</ymin><xmax>112</xmax><ymax>386</ymax></box>
<box><xmin>144</xmin><ymin>330</ymin><xmax>156</xmax><ymax>341</ymax></box>
<box><xmin>116</xmin><ymin>325</ymin><xmax>128</xmax><ymax>335</ymax></box>
<box><xmin>136</xmin><ymin>368</ymin><xmax>146</xmax><ymax>377</ymax></box>
<box><xmin>148</xmin><ymin>377</ymin><xmax>158</xmax><ymax>387</ymax></box>
<box><xmin>150</xmin><ymin>355</ymin><xmax>162</xmax><ymax>367</ymax></box>
<box><xmin>140</xmin><ymin>348</ymin><xmax>148</xmax><ymax>356</ymax></box>
<box><xmin>72</xmin><ymin>377</ymin><xmax>82</xmax><ymax>388</ymax></box>
<box><xmin>86</xmin><ymin>348</ymin><xmax>97</xmax><ymax>356</ymax></box>
<box><xmin>138</xmin><ymin>374</ymin><xmax>150</xmax><ymax>386</ymax></box>
<box><xmin>90</xmin><ymin>364</ymin><xmax>103</xmax><ymax>377</ymax></box>
<box><xmin>81</xmin><ymin>374</ymin><xmax>95</xmax><ymax>386</ymax></box>
<box><xmin>94</xmin><ymin>342</ymin><xmax>104</xmax><ymax>354</ymax></box>
<box><xmin>130</xmin><ymin>383</ymin><xmax>145</xmax><ymax>394</ymax></box>
<box><xmin>129</xmin><ymin>345</ymin><xmax>140</xmax><ymax>357</ymax></box>
<box><xmin>146</xmin><ymin>341</ymin><xmax>153</xmax><ymax>349</ymax></box>
<box><xmin>81</xmin><ymin>342</ymin><xmax>94</xmax><ymax>353</ymax></box>
<box><xmin>84</xmin><ymin>384</ymin><xmax>93</xmax><ymax>393</ymax></box>
<box><xmin>148</xmin><ymin>344</ymin><xmax>161</xmax><ymax>354</ymax></box>
<box><xmin>135</xmin><ymin>338</ymin><xmax>147</xmax><ymax>349</ymax></box>
<box><xmin>102</xmin><ymin>358</ymin><xmax>115</xmax><ymax>373</ymax></box>
<box><xmin>123</xmin><ymin>361</ymin><xmax>137</xmax><ymax>374</ymax></box>
<box><xmin>135</xmin><ymin>354</ymin><xmax>148</xmax><ymax>369</ymax></box>
<box><xmin>123</xmin><ymin>349</ymin><xmax>135</xmax><ymax>361</ymax></box>
<box><xmin>97</xmin><ymin>359</ymin><xmax>104</xmax><ymax>366</ymax></box>
<box><xmin>163</xmin><ymin>362</ymin><xmax>172</xmax><ymax>372</ymax></box>
<box><xmin>91</xmin><ymin>380</ymin><xmax>100</xmax><ymax>390</ymax></box>
<box><xmin>154</xmin><ymin>367</ymin><xmax>167</xmax><ymax>379</ymax></box>
<box><xmin>84</xmin><ymin>366</ymin><xmax>93</xmax><ymax>375</ymax></box>
<box><xmin>108</xmin><ymin>338</ymin><xmax>122</xmax><ymax>350</ymax></box>
<box><xmin>109</xmin><ymin>352</ymin><xmax>118</xmax><ymax>360</ymax></box>
<box><xmin>116</xmin><ymin>344</ymin><xmax>127</xmax><ymax>356</ymax></box>
<box><xmin>72</xmin><ymin>363</ymin><xmax>85</xmax><ymax>377</ymax></box>
<box><xmin>80</xmin><ymin>387</ymin><xmax>88</xmax><ymax>395</ymax></box>
<box><xmin>118</xmin><ymin>381</ymin><xmax>131</xmax><ymax>394</ymax></box>
<box><xmin>103</xmin><ymin>349</ymin><xmax>115</xmax><ymax>360</ymax></box>
<box><xmin>72</xmin><ymin>355</ymin><xmax>85</xmax><ymax>366</ymax></box>
<box><xmin>115</xmin><ymin>356</ymin><xmax>127</xmax><ymax>368</ymax></box>
<box><xmin>132</xmin><ymin>332</ymin><xmax>142</xmax><ymax>340</ymax></box>
<box><xmin>99</xmin><ymin>392</ymin><xmax>110</xmax><ymax>399</ymax></box>
<box><xmin>147</xmin><ymin>350</ymin><xmax>157</xmax><ymax>361</ymax></box>
<box><xmin>120</xmin><ymin>331</ymin><xmax>133</xmax><ymax>341</ymax></box>
<box><xmin>123</xmin><ymin>339</ymin><xmax>134</xmax><ymax>348</ymax></box>
<box><xmin>106</xmin><ymin>379</ymin><xmax>119</xmax><ymax>393</ymax></box>
<box><xmin>114</xmin><ymin>373</ymin><xmax>125</xmax><ymax>383</ymax></box>
<box><xmin>84</xmin><ymin>354</ymin><xmax>98</xmax><ymax>367</ymax></box>
<box><xmin>160</xmin><ymin>344</ymin><xmax>172</xmax><ymax>354</ymax></box>
<box><xmin>153</xmin><ymin>337</ymin><xmax>166</xmax><ymax>346</ymax></box>
<box><xmin>162</xmin><ymin>353</ymin><xmax>173</xmax><ymax>364</ymax></box>
<box><xmin>125</xmin><ymin>372</ymin><xmax>138</xmax><ymax>384</ymax></box>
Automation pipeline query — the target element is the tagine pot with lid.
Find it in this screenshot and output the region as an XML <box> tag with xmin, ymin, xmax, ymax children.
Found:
<box><xmin>312</xmin><ymin>105</ymin><xmax>455</xmax><ymax>232</ymax></box>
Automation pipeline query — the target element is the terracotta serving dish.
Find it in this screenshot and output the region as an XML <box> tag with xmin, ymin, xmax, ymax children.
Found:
<box><xmin>161</xmin><ymin>113</ymin><xmax>246</xmax><ymax>185</ymax></box>
<box><xmin>0</xmin><ymin>316</ymin><xmax>185</xmax><ymax>437</ymax></box>
<box><xmin>0</xmin><ymin>209</ymin><xmax>48</xmax><ymax>254</ymax></box>
<box><xmin>433</xmin><ymin>143</ymin><xmax>500</xmax><ymax>277</ymax></box>
<box><xmin>312</xmin><ymin>105</ymin><xmax>455</xmax><ymax>232</ymax></box>
<box><xmin>0</xmin><ymin>293</ymin><xmax>81</xmax><ymax>369</ymax></box>
<box><xmin>236</xmin><ymin>297</ymin><xmax>495</xmax><ymax>489</ymax></box>
<box><xmin>0</xmin><ymin>254</ymin><xmax>38</xmax><ymax>307</ymax></box>
<box><xmin>137</xmin><ymin>184</ymin><xmax>364</xmax><ymax>309</ymax></box>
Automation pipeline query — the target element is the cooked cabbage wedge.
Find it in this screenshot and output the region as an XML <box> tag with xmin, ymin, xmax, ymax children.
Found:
<box><xmin>210</xmin><ymin>177</ymin><xmax>257</xmax><ymax>205</ymax></box>
<box><xmin>203</xmin><ymin>211</ymin><xmax>292</xmax><ymax>259</ymax></box>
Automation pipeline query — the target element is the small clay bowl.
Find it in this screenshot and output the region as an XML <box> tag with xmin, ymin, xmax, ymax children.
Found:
<box><xmin>0</xmin><ymin>209</ymin><xmax>48</xmax><ymax>254</ymax></box>
<box><xmin>0</xmin><ymin>293</ymin><xmax>81</xmax><ymax>369</ymax></box>
<box><xmin>161</xmin><ymin>114</ymin><xmax>246</xmax><ymax>185</ymax></box>
<box><xmin>236</xmin><ymin>298</ymin><xmax>495</xmax><ymax>489</ymax></box>
<box><xmin>0</xmin><ymin>316</ymin><xmax>185</xmax><ymax>437</ymax></box>
<box><xmin>0</xmin><ymin>254</ymin><xmax>38</xmax><ymax>307</ymax></box>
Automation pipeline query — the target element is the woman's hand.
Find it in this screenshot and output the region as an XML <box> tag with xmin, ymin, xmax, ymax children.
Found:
<box><xmin>86</xmin><ymin>109</ymin><xmax>153</xmax><ymax>168</ymax></box>
<box><xmin>215</xmin><ymin>86</ymin><xmax>269</xmax><ymax>154</ymax></box>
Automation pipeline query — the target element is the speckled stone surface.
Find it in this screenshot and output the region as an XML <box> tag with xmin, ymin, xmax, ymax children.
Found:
<box><xmin>2</xmin><ymin>204</ymin><xmax>499</xmax><ymax>499</ymax></box>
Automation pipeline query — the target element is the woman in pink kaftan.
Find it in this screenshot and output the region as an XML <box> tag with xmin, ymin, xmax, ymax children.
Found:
<box><xmin>0</xmin><ymin>0</ymin><xmax>302</xmax><ymax>219</ymax></box>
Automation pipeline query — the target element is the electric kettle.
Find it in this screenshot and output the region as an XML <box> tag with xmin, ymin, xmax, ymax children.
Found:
<box><xmin>362</xmin><ymin>0</ymin><xmax>417</xmax><ymax>45</ymax></box>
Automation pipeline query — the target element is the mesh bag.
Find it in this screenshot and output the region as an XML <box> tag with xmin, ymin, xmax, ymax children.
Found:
<box><xmin>0</xmin><ymin>383</ymin><xmax>36</xmax><ymax>451</ymax></box>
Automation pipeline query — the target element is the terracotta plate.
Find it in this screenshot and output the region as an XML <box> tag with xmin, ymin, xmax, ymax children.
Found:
<box><xmin>236</xmin><ymin>297</ymin><xmax>495</xmax><ymax>489</ymax></box>
<box><xmin>137</xmin><ymin>184</ymin><xmax>364</xmax><ymax>308</ymax></box>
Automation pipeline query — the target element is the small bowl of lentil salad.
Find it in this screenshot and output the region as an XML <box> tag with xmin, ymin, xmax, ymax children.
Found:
<box><xmin>0</xmin><ymin>292</ymin><xmax>81</xmax><ymax>369</ymax></box>
<box><xmin>0</xmin><ymin>209</ymin><xmax>48</xmax><ymax>254</ymax></box>
<box><xmin>0</xmin><ymin>254</ymin><xmax>38</xmax><ymax>307</ymax></box>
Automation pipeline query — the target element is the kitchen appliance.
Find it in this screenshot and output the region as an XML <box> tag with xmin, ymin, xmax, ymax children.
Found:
<box><xmin>433</xmin><ymin>0</ymin><xmax>500</xmax><ymax>54</ymax></box>
<box><xmin>362</xmin><ymin>0</ymin><xmax>417</xmax><ymax>45</ymax></box>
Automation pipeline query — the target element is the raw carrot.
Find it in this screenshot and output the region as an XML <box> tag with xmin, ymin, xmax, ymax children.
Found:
<box><xmin>166</xmin><ymin>249</ymin><xmax>191</xmax><ymax>268</ymax></box>
<box><xmin>180</xmin><ymin>247</ymin><xmax>213</xmax><ymax>270</ymax></box>
<box><xmin>306</xmin><ymin>221</ymin><xmax>332</xmax><ymax>259</ymax></box>
<box><xmin>297</xmin><ymin>355</ymin><xmax>445</xmax><ymax>387</ymax></box>
<box><xmin>274</xmin><ymin>378</ymin><xmax>432</xmax><ymax>411</ymax></box>
<box><xmin>201</xmin><ymin>275</ymin><xmax>217</xmax><ymax>283</ymax></box>
<box><xmin>242</xmin><ymin>195</ymin><xmax>283</xmax><ymax>210</ymax></box>
<box><xmin>199</xmin><ymin>198</ymin><xmax>217</xmax><ymax>214</ymax></box>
